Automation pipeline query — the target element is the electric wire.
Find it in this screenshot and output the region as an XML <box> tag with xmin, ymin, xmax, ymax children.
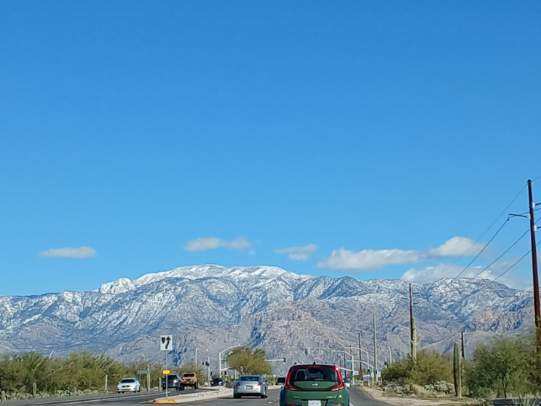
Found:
<box><xmin>474</xmin><ymin>184</ymin><xmax>526</xmax><ymax>241</ymax></box>
<box><xmin>492</xmin><ymin>248</ymin><xmax>534</xmax><ymax>282</ymax></box>
<box><xmin>471</xmin><ymin>228</ymin><xmax>530</xmax><ymax>277</ymax></box>
<box><xmin>453</xmin><ymin>217</ymin><xmax>510</xmax><ymax>279</ymax></box>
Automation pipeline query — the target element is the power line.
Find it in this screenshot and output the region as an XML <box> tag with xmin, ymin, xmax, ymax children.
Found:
<box><xmin>490</xmin><ymin>218</ymin><xmax>541</xmax><ymax>283</ymax></box>
<box><xmin>492</xmin><ymin>248</ymin><xmax>533</xmax><ymax>282</ymax></box>
<box><xmin>475</xmin><ymin>185</ymin><xmax>526</xmax><ymax>241</ymax></box>
<box><xmin>453</xmin><ymin>218</ymin><xmax>510</xmax><ymax>279</ymax></box>
<box><xmin>472</xmin><ymin>228</ymin><xmax>530</xmax><ymax>277</ymax></box>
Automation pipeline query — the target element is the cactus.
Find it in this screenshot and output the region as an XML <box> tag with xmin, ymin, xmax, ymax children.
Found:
<box><xmin>453</xmin><ymin>342</ymin><xmax>462</xmax><ymax>398</ymax></box>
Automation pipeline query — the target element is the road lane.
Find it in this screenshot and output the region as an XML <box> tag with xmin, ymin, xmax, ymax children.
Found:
<box><xmin>5</xmin><ymin>389</ymin><xmax>185</xmax><ymax>406</ymax></box>
<box><xmin>147</xmin><ymin>387</ymin><xmax>389</xmax><ymax>406</ymax></box>
<box><xmin>349</xmin><ymin>386</ymin><xmax>390</xmax><ymax>406</ymax></box>
<box><xmin>13</xmin><ymin>386</ymin><xmax>389</xmax><ymax>406</ymax></box>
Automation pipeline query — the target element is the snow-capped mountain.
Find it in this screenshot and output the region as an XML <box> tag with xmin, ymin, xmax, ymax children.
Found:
<box><xmin>0</xmin><ymin>265</ymin><xmax>534</xmax><ymax>373</ymax></box>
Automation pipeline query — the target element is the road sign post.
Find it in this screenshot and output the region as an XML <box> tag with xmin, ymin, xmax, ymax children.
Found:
<box><xmin>160</xmin><ymin>335</ymin><xmax>173</xmax><ymax>397</ymax></box>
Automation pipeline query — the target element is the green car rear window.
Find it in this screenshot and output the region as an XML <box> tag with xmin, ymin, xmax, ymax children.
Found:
<box><xmin>291</xmin><ymin>366</ymin><xmax>338</xmax><ymax>382</ymax></box>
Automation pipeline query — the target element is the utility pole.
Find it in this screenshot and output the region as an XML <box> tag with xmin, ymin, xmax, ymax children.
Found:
<box><xmin>372</xmin><ymin>312</ymin><xmax>377</xmax><ymax>384</ymax></box>
<box><xmin>357</xmin><ymin>331</ymin><xmax>363</xmax><ymax>377</ymax></box>
<box><xmin>195</xmin><ymin>347</ymin><xmax>198</xmax><ymax>367</ymax></box>
<box><xmin>409</xmin><ymin>283</ymin><xmax>417</xmax><ymax>362</ymax></box>
<box><xmin>528</xmin><ymin>179</ymin><xmax>541</xmax><ymax>353</ymax></box>
<box><xmin>388</xmin><ymin>346</ymin><xmax>392</xmax><ymax>366</ymax></box>
<box><xmin>147</xmin><ymin>364</ymin><xmax>151</xmax><ymax>392</ymax></box>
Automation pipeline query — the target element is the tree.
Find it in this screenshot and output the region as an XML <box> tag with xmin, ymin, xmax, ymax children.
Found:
<box><xmin>465</xmin><ymin>337</ymin><xmax>532</xmax><ymax>398</ymax></box>
<box><xmin>382</xmin><ymin>350</ymin><xmax>452</xmax><ymax>386</ymax></box>
<box><xmin>226</xmin><ymin>347</ymin><xmax>271</xmax><ymax>375</ymax></box>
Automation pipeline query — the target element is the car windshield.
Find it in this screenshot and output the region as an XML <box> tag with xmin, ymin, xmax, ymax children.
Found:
<box><xmin>240</xmin><ymin>376</ymin><xmax>259</xmax><ymax>381</ymax></box>
<box><xmin>183</xmin><ymin>373</ymin><xmax>195</xmax><ymax>377</ymax></box>
<box><xmin>120</xmin><ymin>379</ymin><xmax>135</xmax><ymax>383</ymax></box>
<box><xmin>291</xmin><ymin>366</ymin><xmax>338</xmax><ymax>382</ymax></box>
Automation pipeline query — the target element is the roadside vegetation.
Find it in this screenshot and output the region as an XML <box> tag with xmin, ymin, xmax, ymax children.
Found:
<box><xmin>381</xmin><ymin>334</ymin><xmax>540</xmax><ymax>400</ymax></box>
<box><xmin>226</xmin><ymin>347</ymin><xmax>272</xmax><ymax>375</ymax></box>
<box><xmin>0</xmin><ymin>352</ymin><xmax>162</xmax><ymax>399</ymax></box>
<box><xmin>465</xmin><ymin>336</ymin><xmax>539</xmax><ymax>398</ymax></box>
<box><xmin>382</xmin><ymin>350</ymin><xmax>452</xmax><ymax>386</ymax></box>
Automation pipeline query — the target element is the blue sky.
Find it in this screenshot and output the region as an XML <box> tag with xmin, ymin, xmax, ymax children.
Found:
<box><xmin>1</xmin><ymin>1</ymin><xmax>540</xmax><ymax>295</ymax></box>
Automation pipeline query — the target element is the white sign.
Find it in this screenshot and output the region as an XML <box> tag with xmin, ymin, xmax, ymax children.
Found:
<box><xmin>160</xmin><ymin>335</ymin><xmax>173</xmax><ymax>351</ymax></box>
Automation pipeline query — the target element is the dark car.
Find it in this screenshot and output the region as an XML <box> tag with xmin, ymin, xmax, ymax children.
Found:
<box><xmin>280</xmin><ymin>364</ymin><xmax>349</xmax><ymax>406</ymax></box>
<box><xmin>161</xmin><ymin>374</ymin><xmax>180</xmax><ymax>391</ymax></box>
<box><xmin>276</xmin><ymin>377</ymin><xmax>286</xmax><ymax>385</ymax></box>
<box><xmin>211</xmin><ymin>377</ymin><xmax>224</xmax><ymax>386</ymax></box>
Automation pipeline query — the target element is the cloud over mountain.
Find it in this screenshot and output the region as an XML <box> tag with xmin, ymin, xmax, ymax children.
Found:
<box><xmin>318</xmin><ymin>236</ymin><xmax>482</xmax><ymax>271</ymax></box>
<box><xmin>39</xmin><ymin>246</ymin><xmax>96</xmax><ymax>259</ymax></box>
<box><xmin>184</xmin><ymin>237</ymin><xmax>251</xmax><ymax>252</ymax></box>
<box><xmin>276</xmin><ymin>244</ymin><xmax>317</xmax><ymax>261</ymax></box>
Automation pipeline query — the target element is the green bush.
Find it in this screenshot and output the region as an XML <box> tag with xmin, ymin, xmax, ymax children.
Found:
<box><xmin>382</xmin><ymin>350</ymin><xmax>452</xmax><ymax>386</ymax></box>
<box><xmin>0</xmin><ymin>352</ymin><xmax>162</xmax><ymax>396</ymax></box>
<box><xmin>465</xmin><ymin>336</ymin><xmax>535</xmax><ymax>398</ymax></box>
<box><xmin>226</xmin><ymin>347</ymin><xmax>272</xmax><ymax>376</ymax></box>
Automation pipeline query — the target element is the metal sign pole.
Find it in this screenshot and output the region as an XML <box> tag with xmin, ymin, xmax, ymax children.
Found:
<box><xmin>165</xmin><ymin>351</ymin><xmax>168</xmax><ymax>397</ymax></box>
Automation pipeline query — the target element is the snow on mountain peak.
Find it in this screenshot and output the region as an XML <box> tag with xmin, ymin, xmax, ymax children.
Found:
<box><xmin>99</xmin><ymin>265</ymin><xmax>310</xmax><ymax>294</ymax></box>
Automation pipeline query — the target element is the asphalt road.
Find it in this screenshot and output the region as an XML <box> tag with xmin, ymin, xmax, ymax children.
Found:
<box><xmin>5</xmin><ymin>389</ymin><xmax>185</xmax><ymax>406</ymax></box>
<box><xmin>6</xmin><ymin>387</ymin><xmax>389</xmax><ymax>406</ymax></box>
<box><xmin>159</xmin><ymin>387</ymin><xmax>387</xmax><ymax>406</ymax></box>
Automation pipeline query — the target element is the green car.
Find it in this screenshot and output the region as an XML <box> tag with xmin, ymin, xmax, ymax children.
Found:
<box><xmin>280</xmin><ymin>364</ymin><xmax>349</xmax><ymax>406</ymax></box>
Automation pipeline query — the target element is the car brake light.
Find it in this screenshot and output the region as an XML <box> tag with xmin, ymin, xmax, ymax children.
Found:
<box><xmin>284</xmin><ymin>382</ymin><xmax>298</xmax><ymax>391</ymax></box>
<box><xmin>329</xmin><ymin>383</ymin><xmax>345</xmax><ymax>391</ymax></box>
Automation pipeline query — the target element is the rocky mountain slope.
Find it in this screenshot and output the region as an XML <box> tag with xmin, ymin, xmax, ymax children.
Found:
<box><xmin>0</xmin><ymin>265</ymin><xmax>534</xmax><ymax>374</ymax></box>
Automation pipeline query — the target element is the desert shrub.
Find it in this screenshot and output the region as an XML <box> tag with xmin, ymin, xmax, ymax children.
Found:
<box><xmin>382</xmin><ymin>350</ymin><xmax>452</xmax><ymax>386</ymax></box>
<box><xmin>465</xmin><ymin>336</ymin><xmax>534</xmax><ymax>398</ymax></box>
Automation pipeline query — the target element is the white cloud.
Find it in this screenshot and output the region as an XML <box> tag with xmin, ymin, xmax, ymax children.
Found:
<box><xmin>317</xmin><ymin>248</ymin><xmax>421</xmax><ymax>271</ymax></box>
<box><xmin>184</xmin><ymin>237</ymin><xmax>251</xmax><ymax>252</ymax></box>
<box><xmin>275</xmin><ymin>244</ymin><xmax>317</xmax><ymax>261</ymax></box>
<box><xmin>401</xmin><ymin>263</ymin><xmax>465</xmax><ymax>282</ymax></box>
<box><xmin>429</xmin><ymin>236</ymin><xmax>483</xmax><ymax>257</ymax></box>
<box><xmin>318</xmin><ymin>236</ymin><xmax>483</xmax><ymax>272</ymax></box>
<box><xmin>40</xmin><ymin>246</ymin><xmax>96</xmax><ymax>259</ymax></box>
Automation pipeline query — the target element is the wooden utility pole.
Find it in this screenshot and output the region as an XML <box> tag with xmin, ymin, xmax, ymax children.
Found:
<box><xmin>453</xmin><ymin>342</ymin><xmax>462</xmax><ymax>398</ymax></box>
<box><xmin>358</xmin><ymin>331</ymin><xmax>363</xmax><ymax>377</ymax></box>
<box><xmin>409</xmin><ymin>283</ymin><xmax>417</xmax><ymax>362</ymax></box>
<box><xmin>528</xmin><ymin>179</ymin><xmax>541</xmax><ymax>353</ymax></box>
<box><xmin>372</xmin><ymin>312</ymin><xmax>377</xmax><ymax>383</ymax></box>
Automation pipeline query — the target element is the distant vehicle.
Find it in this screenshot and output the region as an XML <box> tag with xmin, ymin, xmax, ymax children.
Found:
<box><xmin>161</xmin><ymin>374</ymin><xmax>180</xmax><ymax>391</ymax></box>
<box><xmin>279</xmin><ymin>364</ymin><xmax>349</xmax><ymax>406</ymax></box>
<box><xmin>117</xmin><ymin>377</ymin><xmax>141</xmax><ymax>393</ymax></box>
<box><xmin>211</xmin><ymin>377</ymin><xmax>224</xmax><ymax>386</ymax></box>
<box><xmin>276</xmin><ymin>377</ymin><xmax>286</xmax><ymax>385</ymax></box>
<box><xmin>234</xmin><ymin>375</ymin><xmax>268</xmax><ymax>398</ymax></box>
<box><xmin>180</xmin><ymin>372</ymin><xmax>198</xmax><ymax>389</ymax></box>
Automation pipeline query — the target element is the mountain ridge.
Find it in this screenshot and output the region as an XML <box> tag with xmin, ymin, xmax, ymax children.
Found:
<box><xmin>0</xmin><ymin>265</ymin><xmax>534</xmax><ymax>374</ymax></box>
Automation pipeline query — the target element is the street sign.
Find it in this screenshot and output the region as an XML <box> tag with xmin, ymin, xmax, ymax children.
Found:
<box><xmin>160</xmin><ymin>335</ymin><xmax>173</xmax><ymax>351</ymax></box>
<box><xmin>162</xmin><ymin>369</ymin><xmax>171</xmax><ymax>375</ymax></box>
<box><xmin>137</xmin><ymin>369</ymin><xmax>148</xmax><ymax>375</ymax></box>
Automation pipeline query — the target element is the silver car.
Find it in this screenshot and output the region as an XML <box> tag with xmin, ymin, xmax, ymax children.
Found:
<box><xmin>117</xmin><ymin>377</ymin><xmax>141</xmax><ymax>393</ymax></box>
<box><xmin>233</xmin><ymin>375</ymin><xmax>268</xmax><ymax>398</ymax></box>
